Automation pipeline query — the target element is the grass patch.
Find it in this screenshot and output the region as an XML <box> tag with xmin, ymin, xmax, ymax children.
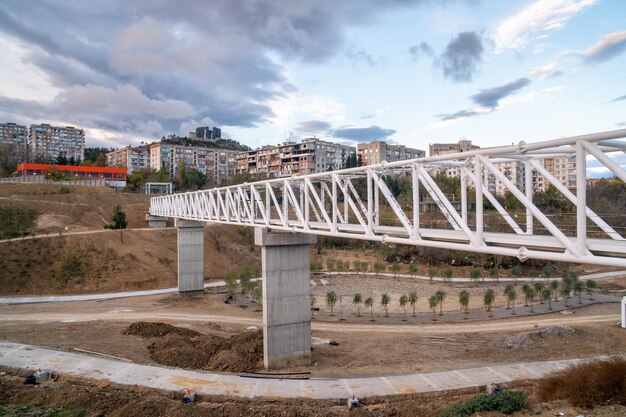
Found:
<box><xmin>0</xmin><ymin>404</ymin><xmax>84</xmax><ymax>417</ymax></box>
<box><xmin>0</xmin><ymin>207</ymin><xmax>37</xmax><ymax>239</ymax></box>
<box><xmin>438</xmin><ymin>391</ymin><xmax>529</xmax><ymax>417</ymax></box>
<box><xmin>538</xmin><ymin>357</ymin><xmax>626</xmax><ymax>408</ymax></box>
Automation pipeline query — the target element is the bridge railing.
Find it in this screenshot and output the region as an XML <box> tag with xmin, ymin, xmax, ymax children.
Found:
<box><xmin>150</xmin><ymin>129</ymin><xmax>626</xmax><ymax>267</ymax></box>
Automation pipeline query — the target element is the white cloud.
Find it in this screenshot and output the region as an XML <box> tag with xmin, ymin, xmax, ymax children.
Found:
<box><xmin>561</xmin><ymin>30</ymin><xmax>626</xmax><ymax>64</ymax></box>
<box><xmin>530</xmin><ymin>63</ymin><xmax>565</xmax><ymax>80</ymax></box>
<box><xmin>493</xmin><ymin>0</ymin><xmax>596</xmax><ymax>53</ymax></box>
<box><xmin>269</xmin><ymin>93</ymin><xmax>346</xmax><ymax>130</ymax></box>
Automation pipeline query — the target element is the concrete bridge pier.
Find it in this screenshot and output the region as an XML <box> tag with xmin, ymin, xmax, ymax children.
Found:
<box><xmin>146</xmin><ymin>214</ymin><xmax>167</xmax><ymax>228</ymax></box>
<box><xmin>255</xmin><ymin>229</ymin><xmax>316</xmax><ymax>369</ymax></box>
<box><xmin>176</xmin><ymin>219</ymin><xmax>205</xmax><ymax>293</ymax></box>
<box><xmin>622</xmin><ymin>296</ymin><xmax>626</xmax><ymax>329</ymax></box>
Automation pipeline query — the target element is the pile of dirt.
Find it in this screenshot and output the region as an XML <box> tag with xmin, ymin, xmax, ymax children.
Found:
<box><xmin>495</xmin><ymin>326</ymin><xmax>576</xmax><ymax>350</ymax></box>
<box><xmin>124</xmin><ymin>322</ymin><xmax>263</xmax><ymax>373</ymax></box>
<box><xmin>122</xmin><ymin>321</ymin><xmax>200</xmax><ymax>338</ymax></box>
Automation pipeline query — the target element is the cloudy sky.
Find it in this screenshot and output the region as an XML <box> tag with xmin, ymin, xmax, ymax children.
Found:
<box><xmin>0</xmin><ymin>0</ymin><xmax>625</xmax><ymax>152</ymax></box>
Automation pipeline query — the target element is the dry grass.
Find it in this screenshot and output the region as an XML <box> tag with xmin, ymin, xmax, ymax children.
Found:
<box><xmin>538</xmin><ymin>357</ymin><xmax>626</xmax><ymax>408</ymax></box>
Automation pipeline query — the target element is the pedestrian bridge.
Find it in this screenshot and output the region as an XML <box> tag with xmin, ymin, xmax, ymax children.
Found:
<box><xmin>147</xmin><ymin>129</ymin><xmax>626</xmax><ymax>368</ymax></box>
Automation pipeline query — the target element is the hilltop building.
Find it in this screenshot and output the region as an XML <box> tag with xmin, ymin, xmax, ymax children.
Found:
<box><xmin>357</xmin><ymin>141</ymin><xmax>425</xmax><ymax>165</ymax></box>
<box><xmin>195</xmin><ymin>126</ymin><xmax>221</xmax><ymax>140</ymax></box>
<box><xmin>29</xmin><ymin>123</ymin><xmax>84</xmax><ymax>162</ymax></box>
<box><xmin>235</xmin><ymin>138</ymin><xmax>355</xmax><ymax>178</ymax></box>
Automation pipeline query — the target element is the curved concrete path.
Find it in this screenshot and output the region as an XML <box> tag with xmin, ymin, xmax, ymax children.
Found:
<box><xmin>0</xmin><ymin>341</ymin><xmax>592</xmax><ymax>399</ymax></box>
<box><xmin>1</xmin><ymin>270</ymin><xmax>623</xmax><ymax>305</ymax></box>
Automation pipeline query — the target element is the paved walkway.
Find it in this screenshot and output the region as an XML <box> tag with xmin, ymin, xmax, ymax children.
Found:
<box><xmin>1</xmin><ymin>269</ymin><xmax>623</xmax><ymax>306</ymax></box>
<box><xmin>0</xmin><ymin>279</ymin><xmax>259</xmax><ymax>305</ymax></box>
<box><xmin>0</xmin><ymin>341</ymin><xmax>588</xmax><ymax>399</ymax></box>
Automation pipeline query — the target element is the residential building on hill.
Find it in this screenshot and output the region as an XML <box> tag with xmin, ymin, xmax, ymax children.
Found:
<box><xmin>29</xmin><ymin>123</ymin><xmax>84</xmax><ymax>162</ymax></box>
<box><xmin>0</xmin><ymin>122</ymin><xmax>27</xmax><ymax>147</ymax></box>
<box><xmin>429</xmin><ymin>139</ymin><xmax>479</xmax><ymax>157</ymax></box>
<box><xmin>149</xmin><ymin>142</ymin><xmax>237</xmax><ymax>185</ymax></box>
<box><xmin>106</xmin><ymin>146</ymin><xmax>150</xmax><ymax>174</ymax></box>
<box><xmin>357</xmin><ymin>141</ymin><xmax>425</xmax><ymax>166</ymax></box>
<box><xmin>235</xmin><ymin>138</ymin><xmax>355</xmax><ymax>178</ymax></box>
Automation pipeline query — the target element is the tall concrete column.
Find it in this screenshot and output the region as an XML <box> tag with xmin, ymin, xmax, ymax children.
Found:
<box><xmin>622</xmin><ymin>296</ymin><xmax>626</xmax><ymax>329</ymax></box>
<box><xmin>255</xmin><ymin>229</ymin><xmax>316</xmax><ymax>369</ymax></box>
<box><xmin>176</xmin><ymin>219</ymin><xmax>205</xmax><ymax>293</ymax></box>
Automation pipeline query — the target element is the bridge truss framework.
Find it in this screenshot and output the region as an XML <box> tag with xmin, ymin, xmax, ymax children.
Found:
<box><xmin>150</xmin><ymin>129</ymin><xmax>626</xmax><ymax>268</ymax></box>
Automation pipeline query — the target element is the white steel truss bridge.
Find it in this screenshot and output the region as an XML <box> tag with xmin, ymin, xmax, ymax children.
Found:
<box><xmin>150</xmin><ymin>129</ymin><xmax>626</xmax><ymax>268</ymax></box>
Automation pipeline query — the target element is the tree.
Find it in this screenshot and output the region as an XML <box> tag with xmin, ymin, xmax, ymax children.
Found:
<box><xmin>409</xmin><ymin>264</ymin><xmax>418</xmax><ymax>275</ymax></box>
<box><xmin>459</xmin><ymin>290</ymin><xmax>470</xmax><ymax>318</ymax></box>
<box><xmin>239</xmin><ymin>267</ymin><xmax>253</xmax><ymax>299</ymax></box>
<box><xmin>543</xmin><ymin>288</ymin><xmax>553</xmax><ymax>310</ymax></box>
<box><xmin>365</xmin><ymin>296</ymin><xmax>374</xmax><ymax>321</ymax></box>
<box><xmin>427</xmin><ymin>267</ymin><xmax>437</xmax><ymax>281</ymax></box>
<box><xmin>510</xmin><ymin>265</ymin><xmax>522</xmax><ymax>284</ymax></box>
<box><xmin>484</xmin><ymin>289</ymin><xmax>495</xmax><ymax>317</ymax></box>
<box><xmin>408</xmin><ymin>291</ymin><xmax>418</xmax><ymax>316</ymax></box>
<box><xmin>527</xmin><ymin>287</ymin><xmax>536</xmax><ymax>313</ymax></box>
<box><xmin>435</xmin><ymin>290</ymin><xmax>446</xmax><ymax>316</ymax></box>
<box><xmin>428</xmin><ymin>295</ymin><xmax>439</xmax><ymax>321</ymax></box>
<box><xmin>327</xmin><ymin>259</ymin><xmax>336</xmax><ymax>270</ymax></box>
<box><xmin>585</xmin><ymin>279</ymin><xmax>597</xmax><ymax>300</ymax></box>
<box><xmin>443</xmin><ymin>269</ymin><xmax>453</xmax><ymax>284</ymax></box>
<box><xmin>353</xmin><ymin>293</ymin><xmax>363</xmax><ymax>316</ymax></box>
<box><xmin>470</xmin><ymin>269</ymin><xmax>481</xmax><ymax>286</ymax></box>
<box><xmin>104</xmin><ymin>205</ymin><xmax>127</xmax><ymax>243</ymax></box>
<box><xmin>252</xmin><ymin>285</ymin><xmax>262</xmax><ymax>305</ymax></box>
<box><xmin>550</xmin><ymin>280</ymin><xmax>560</xmax><ymax>301</ymax></box>
<box><xmin>504</xmin><ymin>284</ymin><xmax>517</xmax><ymax>315</ymax></box>
<box><xmin>543</xmin><ymin>266</ymin><xmax>553</xmax><ymax>279</ymax></box>
<box><xmin>326</xmin><ymin>291</ymin><xmax>337</xmax><ymax>315</ymax></box>
<box><xmin>534</xmin><ymin>282</ymin><xmax>546</xmax><ymax>304</ymax></box>
<box><xmin>399</xmin><ymin>294</ymin><xmax>408</xmax><ymax>319</ymax></box>
<box><xmin>489</xmin><ymin>267</ymin><xmax>499</xmax><ymax>281</ymax></box>
<box><xmin>390</xmin><ymin>263</ymin><xmax>401</xmax><ymax>276</ymax></box>
<box><xmin>207</xmin><ymin>225</ymin><xmax>226</xmax><ymax>252</ymax></box>
<box><xmin>504</xmin><ymin>284</ymin><xmax>517</xmax><ymax>310</ymax></box>
<box><xmin>574</xmin><ymin>281</ymin><xmax>584</xmax><ymax>304</ymax></box>
<box><xmin>381</xmin><ymin>293</ymin><xmax>391</xmax><ymax>317</ymax></box>
<box><xmin>521</xmin><ymin>284</ymin><xmax>531</xmax><ymax>307</ymax></box>
<box><xmin>560</xmin><ymin>282</ymin><xmax>571</xmax><ymax>307</ymax></box>
<box><xmin>374</xmin><ymin>262</ymin><xmax>386</xmax><ymax>275</ymax></box>
<box><xmin>224</xmin><ymin>271</ymin><xmax>237</xmax><ymax>298</ymax></box>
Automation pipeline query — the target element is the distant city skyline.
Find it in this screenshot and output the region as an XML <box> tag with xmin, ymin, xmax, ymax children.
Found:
<box><xmin>0</xmin><ymin>0</ymin><xmax>625</xmax><ymax>174</ymax></box>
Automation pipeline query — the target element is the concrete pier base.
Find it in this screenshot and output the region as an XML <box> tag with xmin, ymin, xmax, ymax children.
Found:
<box><xmin>146</xmin><ymin>214</ymin><xmax>167</xmax><ymax>228</ymax></box>
<box><xmin>176</xmin><ymin>219</ymin><xmax>205</xmax><ymax>293</ymax></box>
<box><xmin>255</xmin><ymin>229</ymin><xmax>316</xmax><ymax>369</ymax></box>
<box><xmin>622</xmin><ymin>296</ymin><xmax>625</xmax><ymax>329</ymax></box>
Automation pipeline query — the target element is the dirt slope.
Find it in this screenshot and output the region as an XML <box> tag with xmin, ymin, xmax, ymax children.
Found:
<box><xmin>0</xmin><ymin>184</ymin><xmax>260</xmax><ymax>295</ymax></box>
<box><xmin>0</xmin><ymin>183</ymin><xmax>153</xmax><ymax>232</ymax></box>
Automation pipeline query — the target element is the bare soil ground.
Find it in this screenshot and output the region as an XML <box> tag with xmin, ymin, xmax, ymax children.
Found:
<box><xmin>0</xmin><ymin>291</ymin><xmax>624</xmax><ymax>377</ymax></box>
<box><xmin>0</xmin><ymin>227</ymin><xmax>260</xmax><ymax>295</ymax></box>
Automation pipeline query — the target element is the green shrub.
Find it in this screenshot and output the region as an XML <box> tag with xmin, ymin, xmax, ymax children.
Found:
<box><xmin>56</xmin><ymin>252</ymin><xmax>84</xmax><ymax>281</ymax></box>
<box><xmin>439</xmin><ymin>391</ymin><xmax>528</xmax><ymax>417</ymax></box>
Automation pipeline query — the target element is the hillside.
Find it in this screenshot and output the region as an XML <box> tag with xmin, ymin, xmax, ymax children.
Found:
<box><xmin>0</xmin><ymin>184</ymin><xmax>260</xmax><ymax>295</ymax></box>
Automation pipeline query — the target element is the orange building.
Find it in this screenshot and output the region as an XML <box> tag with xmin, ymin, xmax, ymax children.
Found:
<box><xmin>17</xmin><ymin>163</ymin><xmax>127</xmax><ymax>181</ymax></box>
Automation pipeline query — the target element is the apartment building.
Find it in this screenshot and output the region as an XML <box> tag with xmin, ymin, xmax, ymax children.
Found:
<box><xmin>532</xmin><ymin>155</ymin><xmax>576</xmax><ymax>191</ymax></box>
<box><xmin>29</xmin><ymin>123</ymin><xmax>84</xmax><ymax>162</ymax></box>
<box><xmin>106</xmin><ymin>146</ymin><xmax>150</xmax><ymax>174</ymax></box>
<box><xmin>149</xmin><ymin>142</ymin><xmax>237</xmax><ymax>185</ymax></box>
<box><xmin>236</xmin><ymin>138</ymin><xmax>355</xmax><ymax>178</ymax></box>
<box><xmin>429</xmin><ymin>139</ymin><xmax>479</xmax><ymax>157</ymax></box>
<box><xmin>0</xmin><ymin>122</ymin><xmax>28</xmax><ymax>147</ymax></box>
<box><xmin>357</xmin><ymin>141</ymin><xmax>425</xmax><ymax>166</ymax></box>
